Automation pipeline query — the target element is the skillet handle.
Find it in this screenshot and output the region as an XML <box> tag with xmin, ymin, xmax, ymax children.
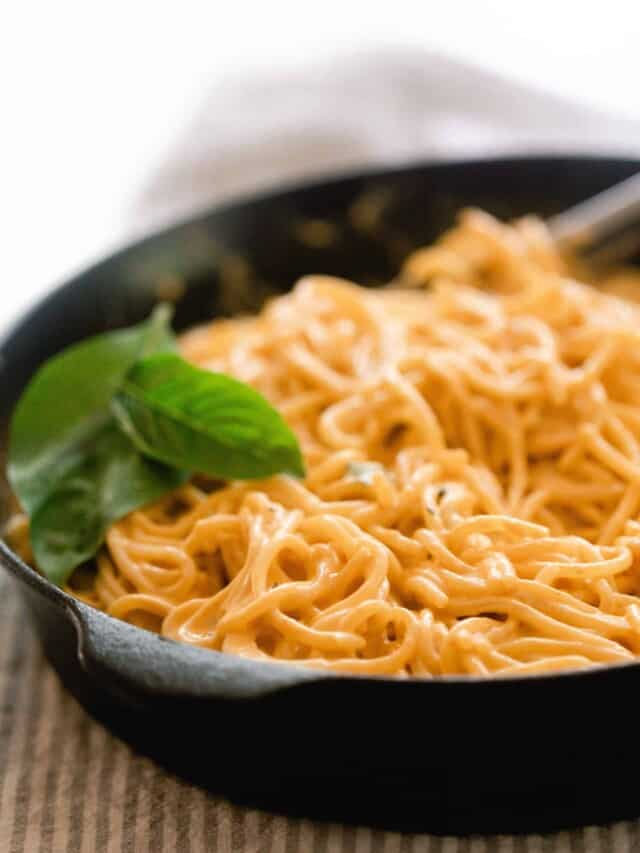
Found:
<box><xmin>68</xmin><ymin>600</ymin><xmax>325</xmax><ymax>708</ymax></box>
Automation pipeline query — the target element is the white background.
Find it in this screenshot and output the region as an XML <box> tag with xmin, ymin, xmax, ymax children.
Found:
<box><xmin>3</xmin><ymin>1</ymin><xmax>640</xmax><ymax>330</ymax></box>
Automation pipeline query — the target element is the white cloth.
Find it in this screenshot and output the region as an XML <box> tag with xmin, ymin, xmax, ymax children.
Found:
<box><xmin>4</xmin><ymin>47</ymin><xmax>640</xmax><ymax>333</ymax></box>
<box><xmin>132</xmin><ymin>48</ymin><xmax>640</xmax><ymax>236</ymax></box>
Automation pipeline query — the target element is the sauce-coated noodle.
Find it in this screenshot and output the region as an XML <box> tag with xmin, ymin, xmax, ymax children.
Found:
<box><xmin>29</xmin><ymin>210</ymin><xmax>640</xmax><ymax>675</ymax></box>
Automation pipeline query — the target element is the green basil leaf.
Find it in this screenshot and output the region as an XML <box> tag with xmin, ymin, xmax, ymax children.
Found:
<box><xmin>30</xmin><ymin>421</ymin><xmax>186</xmax><ymax>586</ymax></box>
<box><xmin>8</xmin><ymin>305</ymin><xmax>175</xmax><ymax>516</ymax></box>
<box><xmin>111</xmin><ymin>352</ymin><xmax>305</xmax><ymax>480</ymax></box>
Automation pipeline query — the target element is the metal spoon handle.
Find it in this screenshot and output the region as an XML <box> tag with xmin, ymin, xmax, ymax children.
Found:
<box><xmin>548</xmin><ymin>172</ymin><xmax>640</xmax><ymax>262</ymax></box>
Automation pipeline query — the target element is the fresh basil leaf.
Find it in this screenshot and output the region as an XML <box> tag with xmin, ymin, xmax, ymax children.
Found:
<box><xmin>8</xmin><ymin>305</ymin><xmax>305</xmax><ymax>587</ymax></box>
<box><xmin>8</xmin><ymin>305</ymin><xmax>175</xmax><ymax>516</ymax></box>
<box><xmin>111</xmin><ymin>352</ymin><xmax>305</xmax><ymax>480</ymax></box>
<box><xmin>29</xmin><ymin>421</ymin><xmax>186</xmax><ymax>586</ymax></box>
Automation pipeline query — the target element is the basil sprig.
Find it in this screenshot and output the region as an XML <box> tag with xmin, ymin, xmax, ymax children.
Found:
<box><xmin>8</xmin><ymin>305</ymin><xmax>176</xmax><ymax>517</ymax></box>
<box><xmin>7</xmin><ymin>306</ymin><xmax>304</xmax><ymax>586</ymax></box>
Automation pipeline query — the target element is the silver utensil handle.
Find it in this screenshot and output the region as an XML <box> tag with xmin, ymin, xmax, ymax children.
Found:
<box><xmin>548</xmin><ymin>172</ymin><xmax>640</xmax><ymax>256</ymax></box>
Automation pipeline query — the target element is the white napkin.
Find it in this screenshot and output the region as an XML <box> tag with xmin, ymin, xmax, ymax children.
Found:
<box><xmin>131</xmin><ymin>47</ymin><xmax>640</xmax><ymax>237</ymax></box>
<box><xmin>5</xmin><ymin>48</ymin><xmax>640</xmax><ymax>334</ymax></box>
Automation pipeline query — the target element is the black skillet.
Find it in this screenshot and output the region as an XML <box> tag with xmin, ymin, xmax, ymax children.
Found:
<box><xmin>2</xmin><ymin>156</ymin><xmax>639</xmax><ymax>835</ymax></box>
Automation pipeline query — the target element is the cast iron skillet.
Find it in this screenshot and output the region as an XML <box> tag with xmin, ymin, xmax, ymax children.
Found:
<box><xmin>2</xmin><ymin>157</ymin><xmax>640</xmax><ymax>835</ymax></box>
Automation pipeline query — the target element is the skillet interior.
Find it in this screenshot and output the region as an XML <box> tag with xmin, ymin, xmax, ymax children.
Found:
<box><xmin>2</xmin><ymin>156</ymin><xmax>640</xmax><ymax>834</ymax></box>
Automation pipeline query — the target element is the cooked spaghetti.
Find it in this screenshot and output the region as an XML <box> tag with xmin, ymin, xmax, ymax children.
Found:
<box><xmin>14</xmin><ymin>208</ymin><xmax>640</xmax><ymax>677</ymax></box>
